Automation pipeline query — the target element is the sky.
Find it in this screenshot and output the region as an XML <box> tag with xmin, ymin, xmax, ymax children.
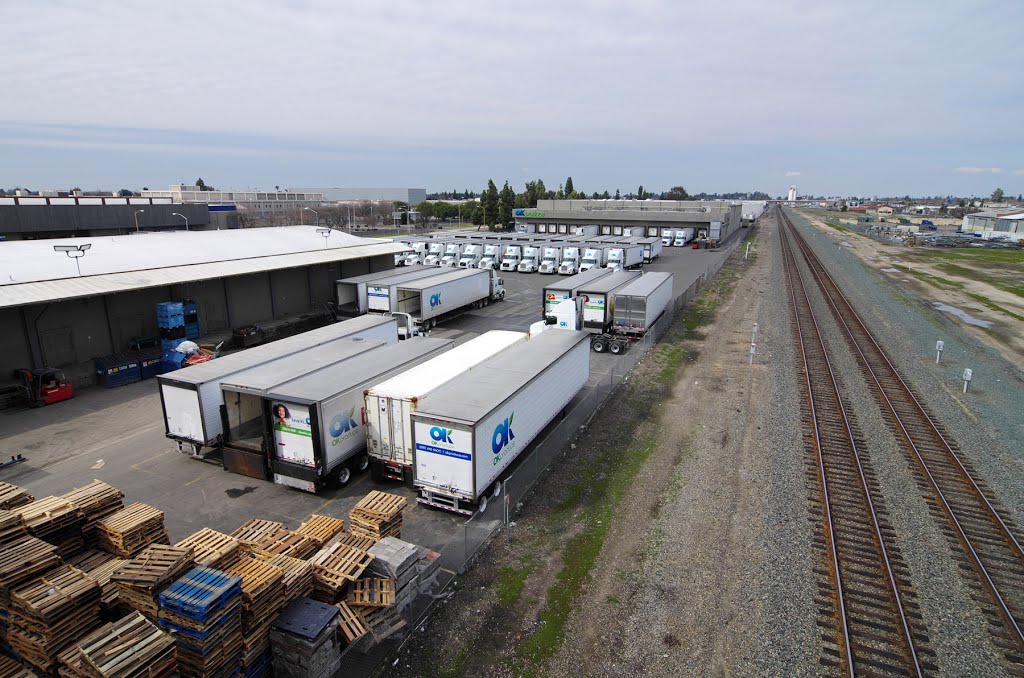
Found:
<box><xmin>1</xmin><ymin>0</ymin><xmax>1022</xmax><ymax>198</ymax></box>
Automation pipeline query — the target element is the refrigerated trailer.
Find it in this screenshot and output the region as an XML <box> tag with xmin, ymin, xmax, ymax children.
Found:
<box><xmin>365</xmin><ymin>330</ymin><xmax>529</xmax><ymax>485</ymax></box>
<box><xmin>158</xmin><ymin>315</ymin><xmax>398</xmax><ymax>454</ymax></box>
<box><xmin>336</xmin><ymin>265</ymin><xmax>433</xmax><ymax>316</ymax></box>
<box><xmin>592</xmin><ymin>272</ymin><xmax>675</xmax><ymax>353</ymax></box>
<box><xmin>364</xmin><ymin>268</ymin><xmax>453</xmax><ymax>313</ymax></box>
<box><xmin>412</xmin><ymin>330</ymin><xmax>591</xmax><ymax>515</ymax></box>
<box><xmin>264</xmin><ymin>337</ymin><xmax>453</xmax><ymax>493</ymax></box>
<box><xmin>392</xmin><ymin>268</ymin><xmax>504</xmax><ymax>330</ymax></box>
<box><xmin>541</xmin><ymin>267</ymin><xmax>613</xmax><ymax>316</ymax></box>
<box><xmin>576</xmin><ymin>271</ymin><xmax>642</xmax><ymax>334</ymax></box>
<box><xmin>605</xmin><ymin>245</ymin><xmax>644</xmax><ymax>271</ymax></box>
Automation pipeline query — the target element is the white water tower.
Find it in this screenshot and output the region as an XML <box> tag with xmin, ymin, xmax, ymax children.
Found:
<box><xmin>787</xmin><ymin>185</ymin><xmax>798</xmax><ymax>202</ymax></box>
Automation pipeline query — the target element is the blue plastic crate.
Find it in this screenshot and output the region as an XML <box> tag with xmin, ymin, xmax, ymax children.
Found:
<box><xmin>162</xmin><ymin>350</ymin><xmax>187</xmax><ymax>371</ymax></box>
<box><xmin>184</xmin><ymin>323</ymin><xmax>200</xmax><ymax>340</ymax></box>
<box><xmin>160</xmin><ymin>566</ymin><xmax>243</xmax><ymax>619</ymax></box>
<box><xmin>94</xmin><ymin>354</ymin><xmax>142</xmax><ymax>388</ymax></box>
<box><xmin>162</xmin><ymin>338</ymin><xmax>185</xmax><ymax>351</ymax></box>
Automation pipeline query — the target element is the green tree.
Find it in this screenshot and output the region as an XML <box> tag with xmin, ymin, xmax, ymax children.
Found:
<box><xmin>637</xmin><ymin>185</ymin><xmax>647</xmax><ymax>200</ymax></box>
<box><xmin>664</xmin><ymin>185</ymin><xmax>689</xmax><ymax>201</ymax></box>
<box><xmin>196</xmin><ymin>178</ymin><xmax>213</xmax><ymax>191</ymax></box>
<box><xmin>992</xmin><ymin>187</ymin><xmax>1005</xmax><ymax>202</ymax></box>
<box><xmin>482</xmin><ymin>180</ymin><xmax>499</xmax><ymax>230</ymax></box>
<box><xmin>498</xmin><ymin>181</ymin><xmax>515</xmax><ymax>229</ymax></box>
<box><xmin>591</xmin><ymin>191</ymin><xmax>600</xmax><ymax>199</ymax></box>
<box><xmin>602</xmin><ymin>190</ymin><xmax>611</xmax><ymax>199</ymax></box>
<box><xmin>614</xmin><ymin>189</ymin><xmax>621</xmax><ymax>199</ymax></box>
<box><xmin>564</xmin><ymin>176</ymin><xmax>574</xmax><ymax>196</ymax></box>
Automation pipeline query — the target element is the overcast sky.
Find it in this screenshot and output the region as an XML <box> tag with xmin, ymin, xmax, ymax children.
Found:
<box><xmin>1</xmin><ymin>0</ymin><xmax>1021</xmax><ymax>197</ymax></box>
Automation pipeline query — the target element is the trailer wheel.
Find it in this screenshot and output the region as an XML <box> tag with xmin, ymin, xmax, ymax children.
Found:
<box><xmin>478</xmin><ymin>494</ymin><xmax>489</xmax><ymax>514</ymax></box>
<box><xmin>592</xmin><ymin>337</ymin><xmax>607</xmax><ymax>353</ymax></box>
<box><xmin>335</xmin><ymin>465</ymin><xmax>353</xmax><ymax>487</ymax></box>
<box><xmin>609</xmin><ymin>340</ymin><xmax>624</xmax><ymax>355</ymax></box>
<box><xmin>492</xmin><ymin>481</ymin><xmax>502</xmax><ymax>498</ymax></box>
<box><xmin>356</xmin><ymin>454</ymin><xmax>370</xmax><ymax>473</ymax></box>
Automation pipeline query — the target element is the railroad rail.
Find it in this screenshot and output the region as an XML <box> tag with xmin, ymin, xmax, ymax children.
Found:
<box><xmin>779</xmin><ymin>211</ymin><xmax>930</xmax><ymax>677</ymax></box>
<box><xmin>780</xmin><ymin>208</ymin><xmax>1024</xmax><ymax>674</ymax></box>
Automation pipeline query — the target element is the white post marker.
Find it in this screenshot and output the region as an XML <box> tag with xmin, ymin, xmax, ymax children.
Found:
<box><xmin>745</xmin><ymin>242</ymin><xmax>751</xmax><ymax>260</ymax></box>
<box><xmin>749</xmin><ymin>342</ymin><xmax>756</xmax><ymax>365</ymax></box>
<box><xmin>751</xmin><ymin>323</ymin><xmax>759</xmax><ymax>347</ymax></box>
<box><xmin>936</xmin><ymin>340</ymin><xmax>944</xmax><ymax>364</ymax></box>
<box><xmin>963</xmin><ymin>368</ymin><xmax>973</xmax><ymax>393</ymax></box>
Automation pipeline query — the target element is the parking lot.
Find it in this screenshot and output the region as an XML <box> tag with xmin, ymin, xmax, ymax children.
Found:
<box><xmin>0</xmin><ymin>242</ymin><xmax>732</xmax><ymax>557</ymax></box>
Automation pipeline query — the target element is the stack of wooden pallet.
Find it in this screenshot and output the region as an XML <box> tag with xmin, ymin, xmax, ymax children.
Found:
<box><xmin>348</xmin><ymin>491</ymin><xmax>407</xmax><ymax>541</ymax></box>
<box><xmin>0</xmin><ymin>654</ymin><xmax>34</xmax><ymax>678</ymax></box>
<box><xmin>158</xmin><ymin>566</ymin><xmax>244</xmax><ymax>678</ymax></box>
<box><xmin>253</xmin><ymin>529</ymin><xmax>318</xmax><ymax>560</ymax></box>
<box><xmin>110</xmin><ymin>544</ymin><xmax>194</xmax><ymax>619</ymax></box>
<box><xmin>326</xmin><ymin>530</ymin><xmax>377</xmax><ymax>552</ymax></box>
<box><xmin>61</xmin><ymin>480</ymin><xmax>125</xmax><ymax>541</ymax></box>
<box><xmin>0</xmin><ymin>509</ymin><xmax>29</xmax><ymax>545</ymax></box>
<box><xmin>251</xmin><ymin>552</ymin><xmax>314</xmax><ymax>606</ymax></box>
<box><xmin>18</xmin><ymin>495</ymin><xmax>86</xmax><ymax>559</ymax></box>
<box><xmin>66</xmin><ymin>550</ymin><xmax>128</xmax><ymax>617</ymax></box>
<box><xmin>295</xmin><ymin>514</ymin><xmax>346</xmax><ymax>548</ymax></box>
<box><xmin>0</xmin><ymin>481</ymin><xmax>34</xmax><ymax>510</ymax></box>
<box><xmin>227</xmin><ymin>557</ymin><xmax>285</xmax><ymax>675</ymax></box>
<box><xmin>308</xmin><ymin>542</ymin><xmax>373</xmax><ymax>603</ymax></box>
<box><xmin>175</xmin><ymin>528</ymin><xmax>242</xmax><ymax>569</ymax></box>
<box><xmin>0</xmin><ymin>536</ymin><xmax>61</xmax><ymax>647</ymax></box>
<box><xmin>8</xmin><ymin>565</ymin><xmax>102</xmax><ymax>674</ymax></box>
<box><xmin>57</xmin><ymin>611</ymin><xmax>176</xmax><ymax>678</ymax></box>
<box><xmin>231</xmin><ymin>519</ymin><xmax>284</xmax><ymax>552</ymax></box>
<box><xmin>95</xmin><ymin>502</ymin><xmax>169</xmax><ymax>558</ymax></box>
<box><xmin>333</xmin><ymin>601</ymin><xmax>369</xmax><ymax>648</ymax></box>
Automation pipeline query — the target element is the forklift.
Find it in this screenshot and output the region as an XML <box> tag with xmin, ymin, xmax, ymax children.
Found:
<box><xmin>15</xmin><ymin>367</ymin><xmax>74</xmax><ymax>407</ymax></box>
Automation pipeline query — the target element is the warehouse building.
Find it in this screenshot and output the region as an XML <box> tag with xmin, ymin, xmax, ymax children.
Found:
<box><xmin>514</xmin><ymin>199</ymin><xmax>743</xmax><ymax>241</ymax></box>
<box><xmin>295</xmin><ymin>187</ymin><xmax>427</xmax><ymax>205</ymax></box>
<box><xmin>961</xmin><ymin>208</ymin><xmax>1024</xmax><ymax>239</ymax></box>
<box><xmin>0</xmin><ymin>197</ymin><xmax>214</xmax><ymax>240</ymax></box>
<box><xmin>0</xmin><ymin>227</ymin><xmax>406</xmax><ymax>386</ymax></box>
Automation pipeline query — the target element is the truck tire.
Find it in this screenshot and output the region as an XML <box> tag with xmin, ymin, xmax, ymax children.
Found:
<box><xmin>609</xmin><ymin>341</ymin><xmax>624</xmax><ymax>355</ymax></box>
<box><xmin>478</xmin><ymin>494</ymin><xmax>488</xmax><ymax>514</ymax></box>
<box><xmin>356</xmin><ymin>454</ymin><xmax>370</xmax><ymax>473</ymax></box>
<box><xmin>592</xmin><ymin>337</ymin><xmax>607</xmax><ymax>353</ymax></box>
<box><xmin>335</xmin><ymin>464</ymin><xmax>353</xmax><ymax>487</ymax></box>
<box><xmin>492</xmin><ymin>480</ymin><xmax>502</xmax><ymax>498</ymax></box>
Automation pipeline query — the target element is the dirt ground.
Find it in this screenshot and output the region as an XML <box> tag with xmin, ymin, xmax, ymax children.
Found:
<box><xmin>797</xmin><ymin>210</ymin><xmax>1024</xmax><ymax>363</ymax></box>
<box><xmin>384</xmin><ymin>224</ymin><xmax>809</xmax><ymax>677</ymax></box>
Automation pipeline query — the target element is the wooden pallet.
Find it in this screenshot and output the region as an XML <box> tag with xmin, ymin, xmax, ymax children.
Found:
<box><xmin>0</xmin><ymin>481</ymin><xmax>34</xmax><ymax>511</ymax></box>
<box><xmin>252</xmin><ymin>529</ymin><xmax>318</xmax><ymax>560</ymax></box>
<box><xmin>65</xmin><ymin>611</ymin><xmax>176</xmax><ymax>678</ymax></box>
<box><xmin>61</xmin><ymin>480</ymin><xmax>125</xmax><ymax>539</ymax></box>
<box><xmin>66</xmin><ymin>549</ymin><xmax>128</xmax><ymax>609</ymax></box>
<box><xmin>250</xmin><ymin>552</ymin><xmax>313</xmax><ymax>604</ymax></box>
<box><xmin>309</xmin><ymin>543</ymin><xmax>373</xmax><ymax>598</ymax></box>
<box><xmin>295</xmin><ymin>514</ymin><xmax>345</xmax><ymax>547</ymax></box>
<box><xmin>175</xmin><ymin>528</ymin><xmax>241</xmax><ymax>570</ymax></box>
<box><xmin>346</xmin><ymin>578</ymin><xmax>395</xmax><ymax>608</ymax></box>
<box><xmin>348</xmin><ymin>491</ymin><xmax>406</xmax><ymax>540</ymax></box>
<box><xmin>0</xmin><ymin>536</ymin><xmax>61</xmax><ymax>608</ymax></box>
<box><xmin>110</xmin><ymin>544</ymin><xmax>195</xmax><ymax>618</ymax></box>
<box><xmin>0</xmin><ymin>509</ymin><xmax>30</xmax><ymax>546</ymax></box>
<box><xmin>334</xmin><ymin>601</ymin><xmax>368</xmax><ymax>644</ymax></box>
<box><xmin>229</xmin><ymin>519</ymin><xmax>284</xmax><ymax>549</ymax></box>
<box><xmin>0</xmin><ymin>654</ymin><xmax>35</xmax><ymax>678</ymax></box>
<box><xmin>95</xmin><ymin>502</ymin><xmax>168</xmax><ymax>558</ymax></box>
<box><xmin>17</xmin><ymin>495</ymin><xmax>86</xmax><ymax>558</ymax></box>
<box><xmin>331</xmin><ymin>531</ymin><xmax>378</xmax><ymax>552</ymax></box>
<box><xmin>226</xmin><ymin>558</ymin><xmax>284</xmax><ymax>656</ymax></box>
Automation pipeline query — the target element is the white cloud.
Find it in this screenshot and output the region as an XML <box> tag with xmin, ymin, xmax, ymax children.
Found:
<box><xmin>1012</xmin><ymin>169</ymin><xmax>1024</xmax><ymax>176</ymax></box>
<box><xmin>955</xmin><ymin>166</ymin><xmax>1003</xmax><ymax>174</ymax></box>
<box><xmin>785</xmin><ymin>171</ymin><xmax>801</xmax><ymax>177</ymax></box>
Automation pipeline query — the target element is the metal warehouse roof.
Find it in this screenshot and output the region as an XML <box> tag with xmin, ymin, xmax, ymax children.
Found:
<box><xmin>0</xmin><ymin>226</ymin><xmax>408</xmax><ymax>309</ymax></box>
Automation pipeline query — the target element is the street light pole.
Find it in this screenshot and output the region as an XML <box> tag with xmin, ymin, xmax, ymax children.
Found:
<box><xmin>54</xmin><ymin>244</ymin><xmax>92</xmax><ymax>277</ymax></box>
<box><xmin>316</xmin><ymin>227</ymin><xmax>331</xmax><ymax>249</ymax></box>
<box><xmin>133</xmin><ymin>209</ymin><xmax>145</xmax><ymax>233</ymax></box>
<box><xmin>303</xmin><ymin>207</ymin><xmax>319</xmax><ymax>228</ymax></box>
<box><xmin>172</xmin><ymin>212</ymin><xmax>189</xmax><ymax>231</ymax></box>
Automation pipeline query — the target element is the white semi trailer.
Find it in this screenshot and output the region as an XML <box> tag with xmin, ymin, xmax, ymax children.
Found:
<box><xmin>157</xmin><ymin>315</ymin><xmax>398</xmax><ymax>455</ymax></box>
<box><xmin>412</xmin><ymin>330</ymin><xmax>591</xmax><ymax>514</ymax></box>
<box><xmin>336</xmin><ymin>265</ymin><xmax>434</xmax><ymax>317</ymax></box>
<box><xmin>264</xmin><ymin>337</ymin><xmax>453</xmax><ymax>493</ymax></box>
<box><xmin>605</xmin><ymin>245</ymin><xmax>644</xmax><ymax>271</ymax></box>
<box><xmin>390</xmin><ymin>268</ymin><xmax>505</xmax><ymax>330</ymax></box>
<box><xmin>576</xmin><ymin>271</ymin><xmax>642</xmax><ymax>334</ymax></box>
<box><xmin>541</xmin><ymin>267</ymin><xmax>613</xmax><ymax>317</ymax></box>
<box><xmin>365</xmin><ymin>268</ymin><xmax>454</xmax><ymax>313</ymax></box>
<box><xmin>365</xmin><ymin>330</ymin><xmax>528</xmax><ymax>484</ymax></box>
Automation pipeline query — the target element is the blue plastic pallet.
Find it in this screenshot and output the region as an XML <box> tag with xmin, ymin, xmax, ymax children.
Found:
<box><xmin>185</xmin><ymin>322</ymin><xmax>201</xmax><ymax>340</ymax></box>
<box><xmin>159</xmin><ymin>603</ymin><xmax>242</xmax><ymax>643</ymax></box>
<box><xmin>160</xmin><ymin>566</ymin><xmax>242</xmax><ymax>619</ymax></box>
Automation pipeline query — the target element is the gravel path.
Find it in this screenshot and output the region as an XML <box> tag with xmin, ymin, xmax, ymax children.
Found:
<box><xmin>789</xmin><ymin>218</ymin><xmax>1005</xmax><ymax>676</ymax></box>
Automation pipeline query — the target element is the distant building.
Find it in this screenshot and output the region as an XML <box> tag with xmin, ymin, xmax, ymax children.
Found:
<box><xmin>787</xmin><ymin>186</ymin><xmax>798</xmax><ymax>202</ymax></box>
<box><xmin>877</xmin><ymin>206</ymin><xmax>895</xmax><ymax>216</ymax></box>
<box><xmin>513</xmin><ymin>199</ymin><xmax>743</xmax><ymax>241</ymax></box>
<box><xmin>962</xmin><ymin>209</ymin><xmax>1024</xmax><ymax>239</ymax></box>
<box><xmin>294</xmin><ymin>188</ymin><xmax>427</xmax><ymax>205</ymax></box>
<box><xmin>142</xmin><ymin>185</ymin><xmax>324</xmax><ymax>214</ymax></box>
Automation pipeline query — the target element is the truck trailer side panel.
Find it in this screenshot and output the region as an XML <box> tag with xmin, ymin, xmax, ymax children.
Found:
<box><xmin>612</xmin><ymin>272</ymin><xmax>674</xmax><ymax>334</ymax></box>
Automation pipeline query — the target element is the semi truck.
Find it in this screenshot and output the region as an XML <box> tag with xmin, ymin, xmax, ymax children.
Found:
<box><xmin>157</xmin><ymin>315</ymin><xmax>398</xmax><ymax>455</ymax></box>
<box><xmin>638</xmin><ymin>236</ymin><xmax>663</xmax><ymax>263</ymax></box>
<box><xmin>517</xmin><ymin>246</ymin><xmax>541</xmax><ymax>273</ymax></box>
<box><xmin>458</xmin><ymin>244</ymin><xmax>484</xmax><ymax>268</ymax></box>
<box><xmin>576</xmin><ymin>271</ymin><xmax>642</xmax><ymax>334</ymax></box>
<box><xmin>402</xmin><ymin>242</ymin><xmax>427</xmax><ymax>266</ymax></box>
<box><xmin>365</xmin><ymin>330</ymin><xmax>529</xmax><ymax>485</ymax></box>
<box><xmin>412</xmin><ymin>329</ymin><xmax>591</xmax><ymax>514</ymax></box>
<box><xmin>219</xmin><ymin>337</ymin><xmax>388</xmax><ymax>478</ymax></box>
<box><xmin>365</xmin><ymin>268</ymin><xmax>454</xmax><ymax>313</ymax></box>
<box><xmin>336</xmin><ymin>266</ymin><xmax>434</xmax><ymax>317</ymax></box>
<box><xmin>423</xmin><ymin>241</ymin><xmax>448</xmax><ymax>266</ymax></box>
<box><xmin>477</xmin><ymin>244</ymin><xmax>503</xmax><ymax>270</ymax></box>
<box><xmin>541</xmin><ymin>267</ymin><xmax>613</xmax><ymax>317</ymax></box>
<box><xmin>440</xmin><ymin>242</ymin><xmax>465</xmax><ymax>268</ymax></box>
<box><xmin>391</xmin><ymin>268</ymin><xmax>505</xmax><ymax>330</ymax></box>
<box><xmin>538</xmin><ymin>246</ymin><xmax>562</xmax><ymax>274</ymax></box>
<box><xmin>673</xmin><ymin>228</ymin><xmax>695</xmax><ymax>246</ymax></box>
<box><xmin>605</xmin><ymin>245</ymin><xmax>644</xmax><ymax>271</ymax></box>
<box><xmin>661</xmin><ymin>231</ymin><xmax>674</xmax><ymax>246</ymax></box>
<box><xmin>557</xmin><ymin>246</ymin><xmax>582</xmax><ymax>275</ymax></box>
<box><xmin>499</xmin><ymin>245</ymin><xmax>523</xmax><ymax>272</ymax></box>
<box><xmin>264</xmin><ymin>337</ymin><xmax>454</xmax><ymax>493</ymax></box>
<box><xmin>579</xmin><ymin>247</ymin><xmax>608</xmax><ymax>272</ymax></box>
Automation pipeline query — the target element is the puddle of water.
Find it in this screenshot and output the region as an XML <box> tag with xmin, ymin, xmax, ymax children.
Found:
<box><xmin>933</xmin><ymin>302</ymin><xmax>993</xmax><ymax>328</ymax></box>
<box><xmin>880</xmin><ymin>268</ymin><xmax>900</xmax><ymax>273</ymax></box>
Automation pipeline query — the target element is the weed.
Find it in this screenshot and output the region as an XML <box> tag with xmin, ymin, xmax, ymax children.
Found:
<box><xmin>495</xmin><ymin>564</ymin><xmax>533</xmax><ymax>605</ymax></box>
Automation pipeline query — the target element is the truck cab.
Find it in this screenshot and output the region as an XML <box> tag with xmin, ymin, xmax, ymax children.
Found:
<box><xmin>499</xmin><ymin>245</ymin><xmax>522</xmax><ymax>272</ymax></box>
<box><xmin>403</xmin><ymin>242</ymin><xmax>427</xmax><ymax>266</ymax></box>
<box><xmin>478</xmin><ymin>244</ymin><xmax>502</xmax><ymax>270</ymax></box>
<box><xmin>517</xmin><ymin>246</ymin><xmax>541</xmax><ymax>273</ymax></box>
<box><xmin>606</xmin><ymin>248</ymin><xmax>625</xmax><ymax>271</ymax></box>
<box><xmin>441</xmin><ymin>243</ymin><xmax>464</xmax><ymax>268</ymax></box>
<box><xmin>423</xmin><ymin>242</ymin><xmax>446</xmax><ymax>266</ymax></box>
<box><xmin>558</xmin><ymin>247</ymin><xmax>581</xmax><ymax>275</ymax></box>
<box><xmin>673</xmin><ymin>230</ymin><xmax>687</xmax><ymax>247</ymax></box>
<box><xmin>661</xmin><ymin>232</ymin><xmax>673</xmax><ymax>246</ymax></box>
<box><xmin>538</xmin><ymin>247</ymin><xmax>561</xmax><ymax>274</ymax></box>
<box><xmin>458</xmin><ymin>244</ymin><xmax>483</xmax><ymax>268</ymax></box>
<box><xmin>489</xmin><ymin>272</ymin><xmax>506</xmax><ymax>301</ymax></box>
<box><xmin>579</xmin><ymin>248</ymin><xmax>603</xmax><ymax>272</ymax></box>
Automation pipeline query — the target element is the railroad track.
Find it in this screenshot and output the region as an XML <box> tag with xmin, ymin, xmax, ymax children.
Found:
<box><xmin>780</xmin><ymin>208</ymin><xmax>1024</xmax><ymax>675</ymax></box>
<box><xmin>779</xmin><ymin>212</ymin><xmax>930</xmax><ymax>677</ymax></box>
